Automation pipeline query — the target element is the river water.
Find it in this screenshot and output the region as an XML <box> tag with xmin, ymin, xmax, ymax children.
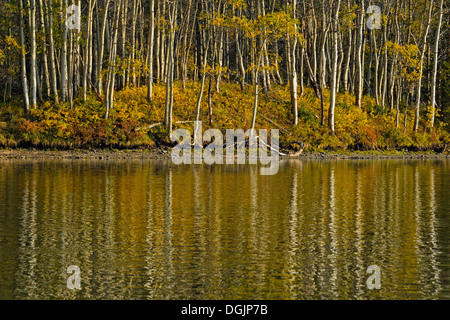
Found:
<box><xmin>0</xmin><ymin>159</ymin><xmax>449</xmax><ymax>299</ymax></box>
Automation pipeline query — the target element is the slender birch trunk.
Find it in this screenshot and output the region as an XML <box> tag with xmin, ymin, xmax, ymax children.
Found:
<box><xmin>355</xmin><ymin>0</ymin><xmax>364</xmax><ymax>109</ymax></box>
<box><xmin>328</xmin><ymin>0</ymin><xmax>340</xmax><ymax>133</ymax></box>
<box><xmin>147</xmin><ymin>0</ymin><xmax>155</xmax><ymax>102</ymax></box>
<box><xmin>430</xmin><ymin>0</ymin><xmax>443</xmax><ymax>128</ymax></box>
<box><xmin>413</xmin><ymin>0</ymin><xmax>433</xmax><ymax>132</ymax></box>
<box><xmin>29</xmin><ymin>0</ymin><xmax>37</xmax><ymax>107</ymax></box>
<box><xmin>19</xmin><ymin>0</ymin><xmax>30</xmax><ymax>112</ymax></box>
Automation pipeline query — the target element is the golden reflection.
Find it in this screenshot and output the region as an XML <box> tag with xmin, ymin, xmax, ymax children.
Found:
<box><xmin>0</xmin><ymin>159</ymin><xmax>449</xmax><ymax>299</ymax></box>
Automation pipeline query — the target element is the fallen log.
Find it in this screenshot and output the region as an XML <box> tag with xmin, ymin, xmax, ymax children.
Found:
<box><xmin>135</xmin><ymin>121</ymin><xmax>195</xmax><ymax>132</ymax></box>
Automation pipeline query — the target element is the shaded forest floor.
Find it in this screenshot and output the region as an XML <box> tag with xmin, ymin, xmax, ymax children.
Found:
<box><xmin>0</xmin><ymin>81</ymin><xmax>449</xmax><ymax>154</ymax></box>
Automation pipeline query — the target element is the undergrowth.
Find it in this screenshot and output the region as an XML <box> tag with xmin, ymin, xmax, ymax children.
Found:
<box><xmin>0</xmin><ymin>81</ymin><xmax>448</xmax><ymax>152</ymax></box>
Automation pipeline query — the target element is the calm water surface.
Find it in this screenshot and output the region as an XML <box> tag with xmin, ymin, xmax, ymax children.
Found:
<box><xmin>0</xmin><ymin>159</ymin><xmax>449</xmax><ymax>299</ymax></box>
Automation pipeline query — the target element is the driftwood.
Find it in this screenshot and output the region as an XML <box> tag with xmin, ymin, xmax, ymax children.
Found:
<box><xmin>135</xmin><ymin>118</ymin><xmax>306</xmax><ymax>157</ymax></box>
<box><xmin>261</xmin><ymin>115</ymin><xmax>292</xmax><ymax>136</ymax></box>
<box><xmin>285</xmin><ymin>141</ymin><xmax>305</xmax><ymax>157</ymax></box>
<box><xmin>135</xmin><ymin>121</ymin><xmax>195</xmax><ymax>132</ymax></box>
<box><xmin>216</xmin><ymin>137</ymin><xmax>305</xmax><ymax>157</ymax></box>
<box><xmin>135</xmin><ymin>122</ymin><xmax>163</xmax><ymax>131</ymax></box>
<box><xmin>260</xmin><ymin>115</ymin><xmax>306</xmax><ymax>156</ymax></box>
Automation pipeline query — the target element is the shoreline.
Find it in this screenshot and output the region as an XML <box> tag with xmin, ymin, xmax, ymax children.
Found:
<box><xmin>0</xmin><ymin>148</ymin><xmax>448</xmax><ymax>160</ymax></box>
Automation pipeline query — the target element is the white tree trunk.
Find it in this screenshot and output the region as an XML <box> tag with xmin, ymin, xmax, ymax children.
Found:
<box><xmin>29</xmin><ymin>0</ymin><xmax>37</xmax><ymax>107</ymax></box>
<box><xmin>328</xmin><ymin>0</ymin><xmax>340</xmax><ymax>132</ymax></box>
<box><xmin>19</xmin><ymin>0</ymin><xmax>30</xmax><ymax>112</ymax></box>
<box><xmin>430</xmin><ymin>0</ymin><xmax>443</xmax><ymax>128</ymax></box>
<box><xmin>147</xmin><ymin>0</ymin><xmax>155</xmax><ymax>102</ymax></box>
<box><xmin>413</xmin><ymin>0</ymin><xmax>434</xmax><ymax>132</ymax></box>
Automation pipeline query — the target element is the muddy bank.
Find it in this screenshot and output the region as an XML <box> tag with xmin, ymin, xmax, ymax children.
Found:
<box><xmin>0</xmin><ymin>148</ymin><xmax>172</xmax><ymax>160</ymax></box>
<box><xmin>293</xmin><ymin>152</ymin><xmax>449</xmax><ymax>160</ymax></box>
<box><xmin>0</xmin><ymin>148</ymin><xmax>448</xmax><ymax>160</ymax></box>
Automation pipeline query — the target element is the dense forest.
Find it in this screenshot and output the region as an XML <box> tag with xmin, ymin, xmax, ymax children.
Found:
<box><xmin>0</xmin><ymin>0</ymin><xmax>448</xmax><ymax>151</ymax></box>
